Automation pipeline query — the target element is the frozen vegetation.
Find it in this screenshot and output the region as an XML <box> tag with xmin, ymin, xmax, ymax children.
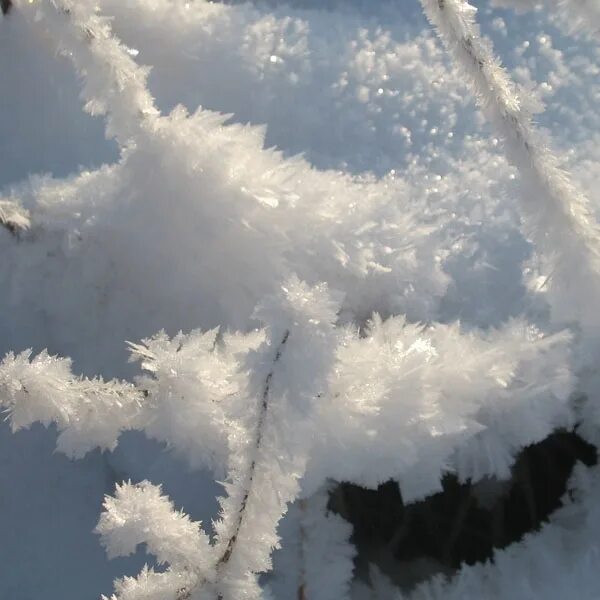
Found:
<box><xmin>0</xmin><ymin>0</ymin><xmax>600</xmax><ymax>598</ymax></box>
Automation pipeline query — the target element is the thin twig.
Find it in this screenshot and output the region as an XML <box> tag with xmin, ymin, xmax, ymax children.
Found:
<box><xmin>420</xmin><ymin>0</ymin><xmax>600</xmax><ymax>328</ymax></box>
<box><xmin>297</xmin><ymin>498</ymin><xmax>308</xmax><ymax>600</ymax></box>
<box><xmin>216</xmin><ymin>330</ymin><xmax>291</xmax><ymax>567</ymax></box>
<box><xmin>176</xmin><ymin>330</ymin><xmax>291</xmax><ymax>600</ymax></box>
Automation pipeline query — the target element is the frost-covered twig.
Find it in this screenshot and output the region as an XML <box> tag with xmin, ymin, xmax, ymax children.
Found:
<box><xmin>217</xmin><ymin>330</ymin><xmax>290</xmax><ymax>573</ymax></box>
<box><xmin>0</xmin><ymin>199</ymin><xmax>30</xmax><ymax>237</ymax></box>
<box><xmin>419</xmin><ymin>0</ymin><xmax>600</xmax><ymax>331</ymax></box>
<box><xmin>22</xmin><ymin>0</ymin><xmax>159</xmax><ymax>143</ymax></box>
<box><xmin>270</xmin><ymin>488</ymin><xmax>356</xmax><ymax>600</ymax></box>
<box><xmin>96</xmin><ymin>482</ymin><xmax>215</xmax><ymax>600</ymax></box>
<box><xmin>97</xmin><ymin>481</ymin><xmax>214</xmax><ymax>572</ymax></box>
<box><xmin>0</xmin><ymin>350</ymin><xmax>144</xmax><ymax>457</ymax></box>
<box><xmin>173</xmin><ymin>330</ymin><xmax>292</xmax><ymax>600</ymax></box>
<box><xmin>0</xmin><ymin>280</ymin><xmax>578</xmax><ymax>598</ymax></box>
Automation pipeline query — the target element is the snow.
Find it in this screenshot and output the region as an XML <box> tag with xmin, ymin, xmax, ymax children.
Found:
<box><xmin>0</xmin><ymin>0</ymin><xmax>600</xmax><ymax>598</ymax></box>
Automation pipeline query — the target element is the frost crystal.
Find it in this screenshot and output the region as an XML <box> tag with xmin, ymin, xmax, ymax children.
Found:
<box><xmin>1</xmin><ymin>0</ymin><xmax>600</xmax><ymax>598</ymax></box>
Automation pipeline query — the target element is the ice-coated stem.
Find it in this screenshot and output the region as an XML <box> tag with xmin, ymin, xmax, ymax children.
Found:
<box><xmin>419</xmin><ymin>0</ymin><xmax>600</xmax><ymax>331</ymax></box>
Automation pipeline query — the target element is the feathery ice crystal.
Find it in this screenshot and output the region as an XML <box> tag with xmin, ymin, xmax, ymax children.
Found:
<box><xmin>1</xmin><ymin>0</ymin><xmax>600</xmax><ymax>597</ymax></box>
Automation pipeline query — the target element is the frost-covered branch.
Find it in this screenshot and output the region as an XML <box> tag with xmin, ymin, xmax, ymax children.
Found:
<box><xmin>168</xmin><ymin>329</ymin><xmax>293</xmax><ymax>600</ymax></box>
<box><xmin>0</xmin><ymin>278</ymin><xmax>579</xmax><ymax>598</ymax></box>
<box><xmin>0</xmin><ymin>198</ymin><xmax>30</xmax><ymax>237</ymax></box>
<box><xmin>270</xmin><ymin>488</ymin><xmax>356</xmax><ymax>600</ymax></box>
<box><xmin>217</xmin><ymin>329</ymin><xmax>290</xmax><ymax>571</ymax></box>
<box><xmin>0</xmin><ymin>350</ymin><xmax>144</xmax><ymax>457</ymax></box>
<box><xmin>419</xmin><ymin>0</ymin><xmax>600</xmax><ymax>332</ymax></box>
<box><xmin>208</xmin><ymin>279</ymin><xmax>342</xmax><ymax>599</ymax></box>
<box><xmin>19</xmin><ymin>0</ymin><xmax>159</xmax><ymax>143</ymax></box>
<box><xmin>96</xmin><ymin>482</ymin><xmax>215</xmax><ymax>600</ymax></box>
<box><xmin>305</xmin><ymin>316</ymin><xmax>575</xmax><ymax>501</ymax></box>
<box><xmin>167</xmin><ymin>328</ymin><xmax>293</xmax><ymax>600</ymax></box>
<box><xmin>97</xmin><ymin>481</ymin><xmax>214</xmax><ymax>572</ymax></box>
<box><xmin>128</xmin><ymin>328</ymin><xmax>248</xmax><ymax>477</ymax></box>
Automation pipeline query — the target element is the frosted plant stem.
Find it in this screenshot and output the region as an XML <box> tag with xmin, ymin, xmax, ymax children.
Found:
<box><xmin>0</xmin><ymin>200</ymin><xmax>30</xmax><ymax>237</ymax></box>
<box><xmin>214</xmin><ymin>329</ymin><xmax>290</xmax><ymax>598</ymax></box>
<box><xmin>418</xmin><ymin>0</ymin><xmax>600</xmax><ymax>330</ymax></box>
<box><xmin>29</xmin><ymin>0</ymin><xmax>159</xmax><ymax>144</ymax></box>
<box><xmin>175</xmin><ymin>330</ymin><xmax>291</xmax><ymax>600</ymax></box>
<box><xmin>0</xmin><ymin>349</ymin><xmax>145</xmax><ymax>457</ymax></box>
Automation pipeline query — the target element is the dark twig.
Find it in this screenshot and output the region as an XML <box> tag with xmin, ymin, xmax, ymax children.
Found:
<box><xmin>176</xmin><ymin>330</ymin><xmax>291</xmax><ymax>600</ymax></box>
<box><xmin>217</xmin><ymin>330</ymin><xmax>291</xmax><ymax>568</ymax></box>
<box><xmin>297</xmin><ymin>498</ymin><xmax>308</xmax><ymax>600</ymax></box>
<box><xmin>1</xmin><ymin>0</ymin><xmax>11</xmax><ymax>16</ymax></box>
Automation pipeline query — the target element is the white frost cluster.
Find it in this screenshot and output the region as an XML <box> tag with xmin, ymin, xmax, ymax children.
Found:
<box><xmin>0</xmin><ymin>198</ymin><xmax>30</xmax><ymax>234</ymax></box>
<box><xmin>492</xmin><ymin>0</ymin><xmax>600</xmax><ymax>37</ymax></box>
<box><xmin>0</xmin><ymin>349</ymin><xmax>143</xmax><ymax>457</ymax></box>
<box><xmin>96</xmin><ymin>481</ymin><xmax>214</xmax><ymax>570</ymax></box>
<box><xmin>1</xmin><ymin>0</ymin><xmax>600</xmax><ymax>598</ymax></box>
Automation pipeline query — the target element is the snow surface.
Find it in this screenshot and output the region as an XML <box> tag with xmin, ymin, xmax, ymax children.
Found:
<box><xmin>0</xmin><ymin>0</ymin><xmax>599</xmax><ymax>598</ymax></box>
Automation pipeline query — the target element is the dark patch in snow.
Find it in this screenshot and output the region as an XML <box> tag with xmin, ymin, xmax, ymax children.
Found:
<box><xmin>330</xmin><ymin>430</ymin><xmax>597</xmax><ymax>590</ymax></box>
